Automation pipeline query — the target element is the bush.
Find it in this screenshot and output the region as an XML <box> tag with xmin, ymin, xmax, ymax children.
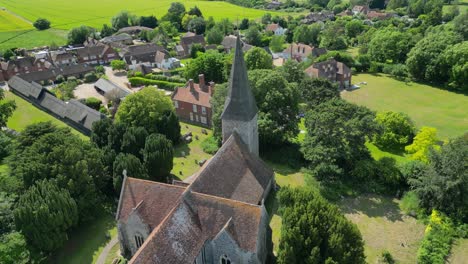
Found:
<box><xmin>400</xmin><ymin>191</ymin><xmax>424</xmax><ymax>218</ymax></box>
<box><xmin>201</xmin><ymin>136</ymin><xmax>219</xmax><ymax>154</ymax></box>
<box><xmin>128</xmin><ymin>77</ymin><xmax>183</xmax><ymax>91</ymax></box>
<box><xmin>55</xmin><ymin>75</ymin><xmax>65</xmax><ymax>83</ymax></box>
<box><xmin>33</xmin><ymin>18</ymin><xmax>51</xmax><ymax>30</ymax></box>
<box><xmin>380</xmin><ymin>250</ymin><xmax>395</xmax><ymax>264</ymax></box>
<box><xmin>51</xmin><ymin>80</ymin><xmax>78</xmax><ymax>101</ymax></box>
<box><xmin>95</xmin><ymin>65</ymin><xmax>105</xmax><ymax>74</ymax></box>
<box><xmin>144</xmin><ymin>74</ymin><xmax>186</xmax><ymax>83</ymax></box>
<box><xmin>0</xmin><ymin>132</ymin><xmax>13</xmax><ymax>160</ymax></box>
<box><xmin>85</xmin><ymin>97</ymin><xmax>102</xmax><ymax>110</ymax></box>
<box><xmin>84</xmin><ymin>72</ymin><xmax>98</xmax><ymax>83</ymax></box>
<box><xmin>373</xmin><ymin>111</ymin><xmax>415</xmax><ymax>150</ymax></box>
<box><xmin>417</xmin><ymin>210</ymin><xmax>455</xmax><ymax>264</ymax></box>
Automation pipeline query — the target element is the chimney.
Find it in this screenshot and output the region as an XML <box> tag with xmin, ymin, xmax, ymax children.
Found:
<box><xmin>199</xmin><ymin>74</ymin><xmax>207</xmax><ymax>92</ymax></box>
<box><xmin>188</xmin><ymin>79</ymin><xmax>195</xmax><ymax>92</ymax></box>
<box><xmin>208</xmin><ymin>81</ymin><xmax>215</xmax><ymax>96</ymax></box>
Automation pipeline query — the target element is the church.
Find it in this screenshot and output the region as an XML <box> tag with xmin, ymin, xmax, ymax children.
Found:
<box><xmin>116</xmin><ymin>36</ymin><xmax>275</xmax><ymax>264</ymax></box>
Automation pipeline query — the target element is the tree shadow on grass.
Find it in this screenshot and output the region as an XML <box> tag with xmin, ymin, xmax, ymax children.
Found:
<box><xmin>339</xmin><ymin>194</ymin><xmax>404</xmax><ymax>222</ymax></box>
<box><xmin>173</xmin><ymin>142</ymin><xmax>191</xmax><ymax>158</ymax></box>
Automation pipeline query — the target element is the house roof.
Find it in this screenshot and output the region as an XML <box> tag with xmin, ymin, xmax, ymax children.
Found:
<box><xmin>129</xmin><ymin>187</ymin><xmax>263</xmax><ymax>264</ymax></box>
<box><xmin>180</xmin><ymin>35</ymin><xmax>205</xmax><ymax>47</ymax></box>
<box><xmin>118</xmin><ymin>26</ymin><xmax>153</xmax><ymax>34</ymax></box>
<box><xmin>7</xmin><ymin>76</ymin><xmax>43</xmax><ymax>99</ymax></box>
<box><xmin>83</xmin><ymin>37</ymin><xmax>103</xmax><ymax>47</ymax></box>
<box><xmin>50</xmin><ymin>51</ymin><xmax>74</xmax><ymax>62</ymax></box>
<box><xmin>266</xmin><ymin>23</ymin><xmax>281</xmax><ymax>32</ymax></box>
<box><xmin>76</xmin><ymin>45</ymin><xmax>116</xmax><ymax>58</ymax></box>
<box><xmin>221</xmin><ymin>35</ymin><xmax>253</xmax><ymax>52</ymax></box>
<box><xmin>64</xmin><ymin>99</ymin><xmax>105</xmax><ymax>131</ymax></box>
<box><xmin>221</xmin><ymin>36</ymin><xmax>258</xmax><ymax>121</ymax></box>
<box><xmin>188</xmin><ymin>132</ymin><xmax>274</xmax><ymax>204</ymax></box>
<box><xmin>94</xmin><ymin>78</ymin><xmax>130</xmax><ymax>97</ymax></box>
<box><xmin>171</xmin><ymin>81</ymin><xmax>212</xmax><ymax>108</ymax></box>
<box><xmin>101</xmin><ymin>33</ymin><xmax>133</xmax><ymax>44</ymax></box>
<box><xmin>39</xmin><ymin>92</ymin><xmax>67</xmax><ymax>118</ymax></box>
<box><xmin>1</xmin><ymin>56</ymin><xmax>51</xmax><ymax>71</ymax></box>
<box><xmin>154</xmin><ymin>50</ymin><xmax>166</xmax><ymax>64</ymax></box>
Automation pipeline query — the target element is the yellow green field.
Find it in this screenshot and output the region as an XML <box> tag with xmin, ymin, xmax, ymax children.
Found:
<box><xmin>0</xmin><ymin>0</ymin><xmax>289</xmax><ymax>30</ymax></box>
<box><xmin>0</xmin><ymin>9</ymin><xmax>31</xmax><ymax>31</ymax></box>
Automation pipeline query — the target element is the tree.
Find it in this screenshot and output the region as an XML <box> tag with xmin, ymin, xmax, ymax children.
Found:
<box><xmin>68</xmin><ymin>25</ymin><xmax>95</xmax><ymax>45</ymax></box>
<box><xmin>440</xmin><ymin>41</ymin><xmax>468</xmax><ymax>92</ymax></box>
<box><xmin>368</xmin><ymin>28</ymin><xmax>413</xmax><ymax>63</ymax></box>
<box><xmin>278</xmin><ymin>59</ymin><xmax>304</xmax><ymax>83</ymax></box>
<box><xmin>293</xmin><ymin>24</ymin><xmax>321</xmax><ymax>46</ymax></box>
<box><xmin>113</xmin><ymin>153</ymin><xmax>147</xmax><ymax>192</ymax></box>
<box><xmin>0</xmin><ymin>193</ymin><xmax>15</xmax><ymax>235</ymax></box>
<box><xmin>261</xmin><ymin>13</ymin><xmax>272</xmax><ymax>24</ymax></box>
<box><xmin>162</xmin><ymin>2</ymin><xmax>186</xmax><ymax>29</ymax></box>
<box><xmin>184</xmin><ymin>51</ymin><xmax>226</xmax><ymax>83</ymax></box>
<box><xmin>409</xmin><ymin>135</ymin><xmax>468</xmax><ymax>220</ymax></box>
<box><xmin>453</xmin><ymin>13</ymin><xmax>468</xmax><ymax>40</ymax></box>
<box><xmin>14</xmin><ymin>179</ymin><xmax>78</xmax><ymax>252</ymax></box>
<box><xmin>269</xmin><ymin>35</ymin><xmax>285</xmax><ymax>53</ymax></box>
<box><xmin>345</xmin><ymin>19</ymin><xmax>364</xmax><ymax>39</ymax></box>
<box><xmin>239</xmin><ymin>18</ymin><xmax>250</xmax><ymax>30</ymax></box>
<box><xmin>0</xmin><ymin>232</ymin><xmax>30</xmax><ymax>264</ymax></box>
<box><xmin>245</xmin><ymin>26</ymin><xmax>262</xmax><ymax>46</ymax></box>
<box><xmin>121</xmin><ymin>126</ymin><xmax>149</xmax><ymax>158</ymax></box>
<box><xmin>277</xmin><ymin>187</ymin><xmax>366</xmax><ymax>264</ymax></box>
<box><xmin>100</xmin><ymin>24</ymin><xmax>114</xmax><ymax>37</ymax></box>
<box><xmin>91</xmin><ymin>118</ymin><xmax>113</xmax><ymax>148</ymax></box>
<box><xmin>216</xmin><ymin>18</ymin><xmax>234</xmax><ymax>36</ymax></box>
<box><xmin>139</xmin><ymin>15</ymin><xmax>158</xmax><ymax>28</ymax></box>
<box><xmin>373</xmin><ymin>111</ymin><xmax>416</xmax><ymax>150</ymax></box>
<box><xmin>2</xmin><ymin>49</ymin><xmax>15</xmax><ymax>61</ymax></box>
<box><xmin>33</xmin><ymin>18</ymin><xmax>50</xmax><ymax>30</ymax></box>
<box><xmin>245</xmin><ymin>47</ymin><xmax>273</xmax><ymax>70</ymax></box>
<box><xmin>111</xmin><ymin>11</ymin><xmax>138</xmax><ymax>30</ymax></box>
<box><xmin>405</xmin><ymin>127</ymin><xmax>439</xmax><ymax>162</ymax></box>
<box><xmin>301</xmin><ymin>98</ymin><xmax>378</xmax><ymax>179</ymax></box>
<box><xmin>206</xmin><ymin>28</ymin><xmax>224</xmax><ymax>45</ymax></box>
<box><xmin>315</xmin><ymin>51</ymin><xmax>355</xmax><ymax>68</ymax></box>
<box><xmin>10</xmin><ymin>125</ymin><xmax>108</xmax><ymax>220</ymax></box>
<box><xmin>187</xmin><ymin>17</ymin><xmax>206</xmax><ymax>34</ymax></box>
<box><xmin>111</xmin><ymin>60</ymin><xmax>126</xmax><ymax>71</ymax></box>
<box><xmin>406</xmin><ymin>30</ymin><xmax>461</xmax><ymax>83</ymax></box>
<box><xmin>299</xmin><ymin>78</ymin><xmax>339</xmax><ymax>109</ymax></box>
<box><xmin>190</xmin><ymin>43</ymin><xmax>205</xmax><ymax>58</ymax></box>
<box><xmin>143</xmin><ymin>134</ymin><xmax>174</xmax><ymax>182</ymax></box>
<box><xmin>0</xmin><ymin>89</ymin><xmax>16</xmax><ymax>127</ymax></box>
<box><xmin>320</xmin><ymin>22</ymin><xmax>347</xmax><ymax>50</ymax></box>
<box><xmin>115</xmin><ymin>87</ymin><xmax>176</xmax><ymax>137</ymax></box>
<box><xmin>387</xmin><ymin>0</ymin><xmax>407</xmax><ymax>9</ymax></box>
<box><xmin>188</xmin><ymin>6</ymin><xmax>203</xmax><ymax>17</ymax></box>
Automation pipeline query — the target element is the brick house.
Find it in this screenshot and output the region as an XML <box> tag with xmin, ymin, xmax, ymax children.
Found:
<box><xmin>304</xmin><ymin>58</ymin><xmax>352</xmax><ymax>89</ymax></box>
<box><xmin>50</xmin><ymin>51</ymin><xmax>76</xmax><ymax>66</ymax></box>
<box><xmin>171</xmin><ymin>74</ymin><xmax>214</xmax><ymax>127</ymax></box>
<box><xmin>76</xmin><ymin>45</ymin><xmax>119</xmax><ymax>65</ymax></box>
<box><xmin>352</xmin><ymin>5</ymin><xmax>370</xmax><ymax>15</ymax></box>
<box><xmin>176</xmin><ymin>34</ymin><xmax>206</xmax><ymax>57</ymax></box>
<box><xmin>0</xmin><ymin>56</ymin><xmax>53</xmax><ymax>81</ymax></box>
<box><xmin>265</xmin><ymin>23</ymin><xmax>286</xmax><ymax>36</ymax></box>
<box><xmin>282</xmin><ymin>43</ymin><xmax>327</xmax><ymax>62</ymax></box>
<box><xmin>120</xmin><ymin>43</ymin><xmax>167</xmax><ymax>70</ymax></box>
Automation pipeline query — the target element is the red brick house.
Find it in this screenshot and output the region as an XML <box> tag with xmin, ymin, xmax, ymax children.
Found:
<box><xmin>171</xmin><ymin>74</ymin><xmax>214</xmax><ymax>127</ymax></box>
<box><xmin>0</xmin><ymin>56</ymin><xmax>53</xmax><ymax>81</ymax></box>
<box><xmin>76</xmin><ymin>45</ymin><xmax>119</xmax><ymax>65</ymax></box>
<box><xmin>304</xmin><ymin>59</ymin><xmax>352</xmax><ymax>89</ymax></box>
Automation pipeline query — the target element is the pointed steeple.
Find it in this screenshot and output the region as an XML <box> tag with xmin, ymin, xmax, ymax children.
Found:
<box><xmin>221</xmin><ymin>36</ymin><xmax>258</xmax><ymax>121</ymax></box>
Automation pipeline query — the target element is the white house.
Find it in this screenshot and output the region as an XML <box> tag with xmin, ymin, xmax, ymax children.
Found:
<box><xmin>265</xmin><ymin>23</ymin><xmax>286</xmax><ymax>36</ymax></box>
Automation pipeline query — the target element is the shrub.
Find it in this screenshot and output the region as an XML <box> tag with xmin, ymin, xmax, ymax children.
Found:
<box><xmin>373</xmin><ymin>111</ymin><xmax>416</xmax><ymax>150</ymax></box>
<box><xmin>380</xmin><ymin>250</ymin><xmax>395</xmax><ymax>264</ymax></box>
<box><xmin>84</xmin><ymin>72</ymin><xmax>98</xmax><ymax>83</ymax></box>
<box><xmin>201</xmin><ymin>136</ymin><xmax>219</xmax><ymax>154</ymax></box>
<box><xmin>95</xmin><ymin>65</ymin><xmax>105</xmax><ymax>74</ymax></box>
<box><xmin>400</xmin><ymin>191</ymin><xmax>424</xmax><ymax>218</ymax></box>
<box><xmin>51</xmin><ymin>80</ymin><xmax>78</xmax><ymax>101</ymax></box>
<box><xmin>85</xmin><ymin>97</ymin><xmax>102</xmax><ymax>110</ymax></box>
<box><xmin>144</xmin><ymin>74</ymin><xmax>186</xmax><ymax>83</ymax></box>
<box><xmin>55</xmin><ymin>75</ymin><xmax>65</xmax><ymax>83</ymax></box>
<box><xmin>128</xmin><ymin>77</ymin><xmax>183</xmax><ymax>91</ymax></box>
<box><xmin>417</xmin><ymin>210</ymin><xmax>455</xmax><ymax>264</ymax></box>
<box><xmin>0</xmin><ymin>132</ymin><xmax>13</xmax><ymax>160</ymax></box>
<box><xmin>33</xmin><ymin>18</ymin><xmax>51</xmax><ymax>30</ymax></box>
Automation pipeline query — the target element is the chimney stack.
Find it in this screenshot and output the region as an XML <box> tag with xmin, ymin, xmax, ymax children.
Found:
<box><xmin>199</xmin><ymin>74</ymin><xmax>207</xmax><ymax>92</ymax></box>
<box><xmin>209</xmin><ymin>81</ymin><xmax>215</xmax><ymax>96</ymax></box>
<box><xmin>188</xmin><ymin>79</ymin><xmax>195</xmax><ymax>92</ymax></box>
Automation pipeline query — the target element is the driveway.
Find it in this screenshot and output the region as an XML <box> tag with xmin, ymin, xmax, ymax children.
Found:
<box><xmin>105</xmin><ymin>66</ymin><xmax>130</xmax><ymax>89</ymax></box>
<box><xmin>74</xmin><ymin>83</ymin><xmax>107</xmax><ymax>103</ymax></box>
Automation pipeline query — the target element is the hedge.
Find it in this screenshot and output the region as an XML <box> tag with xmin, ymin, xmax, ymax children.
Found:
<box><xmin>417</xmin><ymin>210</ymin><xmax>454</xmax><ymax>264</ymax></box>
<box><xmin>128</xmin><ymin>77</ymin><xmax>184</xmax><ymax>91</ymax></box>
<box><xmin>144</xmin><ymin>74</ymin><xmax>186</xmax><ymax>83</ymax></box>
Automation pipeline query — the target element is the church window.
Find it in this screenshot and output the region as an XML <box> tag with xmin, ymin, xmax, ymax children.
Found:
<box><xmin>220</xmin><ymin>255</ymin><xmax>231</xmax><ymax>264</ymax></box>
<box><xmin>135</xmin><ymin>235</ymin><xmax>144</xmax><ymax>248</ymax></box>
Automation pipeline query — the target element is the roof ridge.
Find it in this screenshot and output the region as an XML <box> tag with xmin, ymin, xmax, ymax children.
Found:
<box><xmin>126</xmin><ymin>177</ymin><xmax>188</xmax><ymax>190</ymax></box>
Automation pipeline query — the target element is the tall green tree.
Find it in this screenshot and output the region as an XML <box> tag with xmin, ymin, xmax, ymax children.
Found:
<box><xmin>269</xmin><ymin>35</ymin><xmax>285</xmax><ymax>53</ymax></box>
<box><xmin>293</xmin><ymin>24</ymin><xmax>321</xmax><ymax>46</ymax></box>
<box><xmin>139</xmin><ymin>15</ymin><xmax>158</xmax><ymax>28</ymax></box>
<box><xmin>0</xmin><ymin>89</ymin><xmax>16</xmax><ymax>128</ymax></box>
<box><xmin>14</xmin><ymin>179</ymin><xmax>78</xmax><ymax>252</ymax></box>
<box><xmin>278</xmin><ymin>59</ymin><xmax>304</xmax><ymax>83</ymax></box>
<box><xmin>245</xmin><ymin>47</ymin><xmax>273</xmax><ymax>70</ymax></box>
<box><xmin>162</xmin><ymin>2</ymin><xmax>186</xmax><ymax>29</ymax></box>
<box><xmin>245</xmin><ymin>25</ymin><xmax>262</xmax><ymax>46</ymax></box>
<box><xmin>440</xmin><ymin>41</ymin><xmax>468</xmax><ymax>91</ymax></box>
<box><xmin>369</xmin><ymin>28</ymin><xmax>414</xmax><ymax>63</ymax></box>
<box><xmin>184</xmin><ymin>51</ymin><xmax>226</xmax><ymax>83</ymax></box>
<box><xmin>373</xmin><ymin>111</ymin><xmax>416</xmax><ymax>149</ymax></box>
<box><xmin>111</xmin><ymin>11</ymin><xmax>139</xmax><ymax>30</ymax></box>
<box><xmin>143</xmin><ymin>134</ymin><xmax>174</xmax><ymax>182</ymax></box>
<box><xmin>206</xmin><ymin>27</ymin><xmax>223</xmax><ymax>45</ymax></box>
<box><xmin>0</xmin><ymin>232</ymin><xmax>30</xmax><ymax>264</ymax></box>
<box><xmin>121</xmin><ymin>126</ymin><xmax>148</xmax><ymax>158</ymax></box>
<box><xmin>299</xmin><ymin>78</ymin><xmax>339</xmax><ymax>109</ymax></box>
<box><xmin>277</xmin><ymin>187</ymin><xmax>366</xmax><ymax>264</ymax></box>
<box><xmin>405</xmin><ymin>127</ymin><xmax>439</xmax><ymax>162</ymax></box>
<box><xmin>100</xmin><ymin>24</ymin><xmax>114</xmax><ymax>37</ymax></box>
<box><xmin>68</xmin><ymin>25</ymin><xmax>96</xmax><ymax>45</ymax></box>
<box><xmin>113</xmin><ymin>153</ymin><xmax>147</xmax><ymax>192</ymax></box>
<box><xmin>409</xmin><ymin>134</ymin><xmax>468</xmax><ymax>221</ymax></box>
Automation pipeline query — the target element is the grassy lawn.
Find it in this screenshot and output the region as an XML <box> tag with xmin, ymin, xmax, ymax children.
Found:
<box><xmin>448</xmin><ymin>238</ymin><xmax>468</xmax><ymax>264</ymax></box>
<box><xmin>366</xmin><ymin>142</ymin><xmax>410</xmax><ymax>164</ymax></box>
<box><xmin>5</xmin><ymin>91</ymin><xmax>87</xmax><ymax>139</ymax></box>
<box><xmin>342</xmin><ymin>73</ymin><xmax>468</xmax><ymax>140</ymax></box>
<box><xmin>50</xmin><ymin>213</ymin><xmax>117</xmax><ymax>264</ymax></box>
<box><xmin>104</xmin><ymin>242</ymin><xmax>121</xmax><ymax>264</ymax></box>
<box><xmin>0</xmin><ymin>9</ymin><xmax>31</xmax><ymax>31</ymax></box>
<box><xmin>339</xmin><ymin>195</ymin><xmax>425</xmax><ymax>264</ymax></box>
<box><xmin>0</xmin><ymin>0</ymin><xmax>292</xmax><ymax>30</ymax></box>
<box><xmin>171</xmin><ymin>122</ymin><xmax>213</xmax><ymax>180</ymax></box>
<box><xmin>0</xmin><ymin>28</ymin><xmax>67</xmax><ymax>50</ymax></box>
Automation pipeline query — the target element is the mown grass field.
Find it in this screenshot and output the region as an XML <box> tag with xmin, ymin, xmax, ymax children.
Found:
<box><xmin>0</xmin><ymin>0</ymin><xmax>289</xmax><ymax>30</ymax></box>
<box><xmin>0</xmin><ymin>28</ymin><xmax>67</xmax><ymax>50</ymax></box>
<box><xmin>342</xmin><ymin>73</ymin><xmax>468</xmax><ymax>140</ymax></box>
<box><xmin>0</xmin><ymin>9</ymin><xmax>31</xmax><ymax>31</ymax></box>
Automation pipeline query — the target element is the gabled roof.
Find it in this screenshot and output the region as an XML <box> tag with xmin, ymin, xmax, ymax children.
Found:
<box><xmin>221</xmin><ymin>36</ymin><xmax>258</xmax><ymax>121</ymax></box>
<box><xmin>180</xmin><ymin>35</ymin><xmax>206</xmax><ymax>47</ymax></box>
<box><xmin>64</xmin><ymin>100</ymin><xmax>105</xmax><ymax>131</ymax></box>
<box><xmin>171</xmin><ymin>81</ymin><xmax>212</xmax><ymax>108</ymax></box>
<box><xmin>129</xmin><ymin>188</ymin><xmax>263</xmax><ymax>264</ymax></box>
<box><xmin>266</xmin><ymin>23</ymin><xmax>281</xmax><ymax>32</ymax></box>
<box><xmin>94</xmin><ymin>78</ymin><xmax>130</xmax><ymax>97</ymax></box>
<box><xmin>7</xmin><ymin>76</ymin><xmax>43</xmax><ymax>99</ymax></box>
<box><xmin>101</xmin><ymin>33</ymin><xmax>132</xmax><ymax>44</ymax></box>
<box><xmin>76</xmin><ymin>45</ymin><xmax>116</xmax><ymax>58</ymax></box>
<box><xmin>221</xmin><ymin>35</ymin><xmax>253</xmax><ymax>52</ymax></box>
<box><xmin>118</xmin><ymin>26</ymin><xmax>153</xmax><ymax>34</ymax></box>
<box><xmin>189</xmin><ymin>132</ymin><xmax>273</xmax><ymax>204</ymax></box>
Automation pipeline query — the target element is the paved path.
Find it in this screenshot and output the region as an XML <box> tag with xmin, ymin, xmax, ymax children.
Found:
<box><xmin>96</xmin><ymin>237</ymin><xmax>118</xmax><ymax>264</ymax></box>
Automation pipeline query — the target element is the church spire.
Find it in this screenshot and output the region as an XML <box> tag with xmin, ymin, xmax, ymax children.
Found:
<box><xmin>221</xmin><ymin>35</ymin><xmax>258</xmax><ymax>121</ymax></box>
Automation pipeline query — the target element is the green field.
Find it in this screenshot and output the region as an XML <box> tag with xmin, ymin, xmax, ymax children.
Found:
<box><xmin>0</xmin><ymin>0</ymin><xmax>289</xmax><ymax>30</ymax></box>
<box><xmin>0</xmin><ymin>9</ymin><xmax>31</xmax><ymax>31</ymax></box>
<box><xmin>0</xmin><ymin>28</ymin><xmax>67</xmax><ymax>50</ymax></box>
<box><xmin>342</xmin><ymin>74</ymin><xmax>468</xmax><ymax>140</ymax></box>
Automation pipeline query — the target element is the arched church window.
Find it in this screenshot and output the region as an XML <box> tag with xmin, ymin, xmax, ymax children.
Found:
<box><xmin>134</xmin><ymin>234</ymin><xmax>144</xmax><ymax>248</ymax></box>
<box><xmin>220</xmin><ymin>254</ymin><xmax>231</xmax><ymax>264</ymax></box>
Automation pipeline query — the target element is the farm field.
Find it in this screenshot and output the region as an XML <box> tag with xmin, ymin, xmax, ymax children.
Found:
<box><xmin>0</xmin><ymin>0</ymin><xmax>290</xmax><ymax>30</ymax></box>
<box><xmin>0</xmin><ymin>28</ymin><xmax>67</xmax><ymax>50</ymax></box>
<box><xmin>342</xmin><ymin>73</ymin><xmax>468</xmax><ymax>140</ymax></box>
<box><xmin>0</xmin><ymin>9</ymin><xmax>31</xmax><ymax>31</ymax></box>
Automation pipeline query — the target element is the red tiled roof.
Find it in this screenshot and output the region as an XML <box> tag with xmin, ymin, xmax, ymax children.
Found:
<box><xmin>266</xmin><ymin>23</ymin><xmax>280</xmax><ymax>32</ymax></box>
<box><xmin>172</xmin><ymin>82</ymin><xmax>212</xmax><ymax>108</ymax></box>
